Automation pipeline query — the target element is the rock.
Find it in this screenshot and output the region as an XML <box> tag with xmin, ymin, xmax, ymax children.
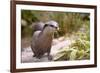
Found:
<box><xmin>21</xmin><ymin>38</ymin><xmax>73</xmax><ymax>63</ymax></box>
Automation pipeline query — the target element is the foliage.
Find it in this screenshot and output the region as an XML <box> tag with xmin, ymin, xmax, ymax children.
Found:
<box><xmin>54</xmin><ymin>31</ymin><xmax>90</xmax><ymax>61</ymax></box>
<box><xmin>21</xmin><ymin>10</ymin><xmax>89</xmax><ymax>38</ymax></box>
<box><xmin>21</xmin><ymin>10</ymin><xmax>38</xmax><ymax>25</ymax></box>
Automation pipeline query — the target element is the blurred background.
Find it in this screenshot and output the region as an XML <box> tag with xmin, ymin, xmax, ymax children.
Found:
<box><xmin>21</xmin><ymin>10</ymin><xmax>90</xmax><ymax>61</ymax></box>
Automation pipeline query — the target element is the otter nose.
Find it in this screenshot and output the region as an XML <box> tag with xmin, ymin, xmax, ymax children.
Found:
<box><xmin>57</xmin><ymin>27</ymin><xmax>59</xmax><ymax>30</ymax></box>
<box><xmin>55</xmin><ymin>26</ymin><xmax>59</xmax><ymax>30</ymax></box>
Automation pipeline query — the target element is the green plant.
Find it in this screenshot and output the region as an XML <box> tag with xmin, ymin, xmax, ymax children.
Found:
<box><xmin>54</xmin><ymin>32</ymin><xmax>90</xmax><ymax>61</ymax></box>
<box><xmin>21</xmin><ymin>10</ymin><xmax>88</xmax><ymax>38</ymax></box>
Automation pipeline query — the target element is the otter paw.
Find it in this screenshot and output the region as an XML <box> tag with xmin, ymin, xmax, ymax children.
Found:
<box><xmin>48</xmin><ymin>55</ymin><xmax>53</xmax><ymax>60</ymax></box>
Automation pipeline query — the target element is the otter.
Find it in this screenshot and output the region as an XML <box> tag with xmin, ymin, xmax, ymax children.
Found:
<box><xmin>31</xmin><ymin>21</ymin><xmax>59</xmax><ymax>60</ymax></box>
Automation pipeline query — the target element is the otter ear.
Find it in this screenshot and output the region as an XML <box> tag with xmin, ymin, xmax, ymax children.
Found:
<box><xmin>43</xmin><ymin>24</ymin><xmax>48</xmax><ymax>29</ymax></box>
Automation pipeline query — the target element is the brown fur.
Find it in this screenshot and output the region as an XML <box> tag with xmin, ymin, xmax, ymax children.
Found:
<box><xmin>31</xmin><ymin>26</ymin><xmax>54</xmax><ymax>60</ymax></box>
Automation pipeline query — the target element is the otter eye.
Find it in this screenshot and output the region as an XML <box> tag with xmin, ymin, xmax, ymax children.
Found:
<box><xmin>49</xmin><ymin>25</ymin><xmax>58</xmax><ymax>29</ymax></box>
<box><xmin>50</xmin><ymin>25</ymin><xmax>54</xmax><ymax>27</ymax></box>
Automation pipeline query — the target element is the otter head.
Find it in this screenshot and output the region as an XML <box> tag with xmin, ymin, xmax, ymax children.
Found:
<box><xmin>43</xmin><ymin>20</ymin><xmax>59</xmax><ymax>34</ymax></box>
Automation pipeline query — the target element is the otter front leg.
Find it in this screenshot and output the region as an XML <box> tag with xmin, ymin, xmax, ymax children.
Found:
<box><xmin>36</xmin><ymin>50</ymin><xmax>44</xmax><ymax>59</ymax></box>
<box><xmin>47</xmin><ymin>48</ymin><xmax>52</xmax><ymax>60</ymax></box>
